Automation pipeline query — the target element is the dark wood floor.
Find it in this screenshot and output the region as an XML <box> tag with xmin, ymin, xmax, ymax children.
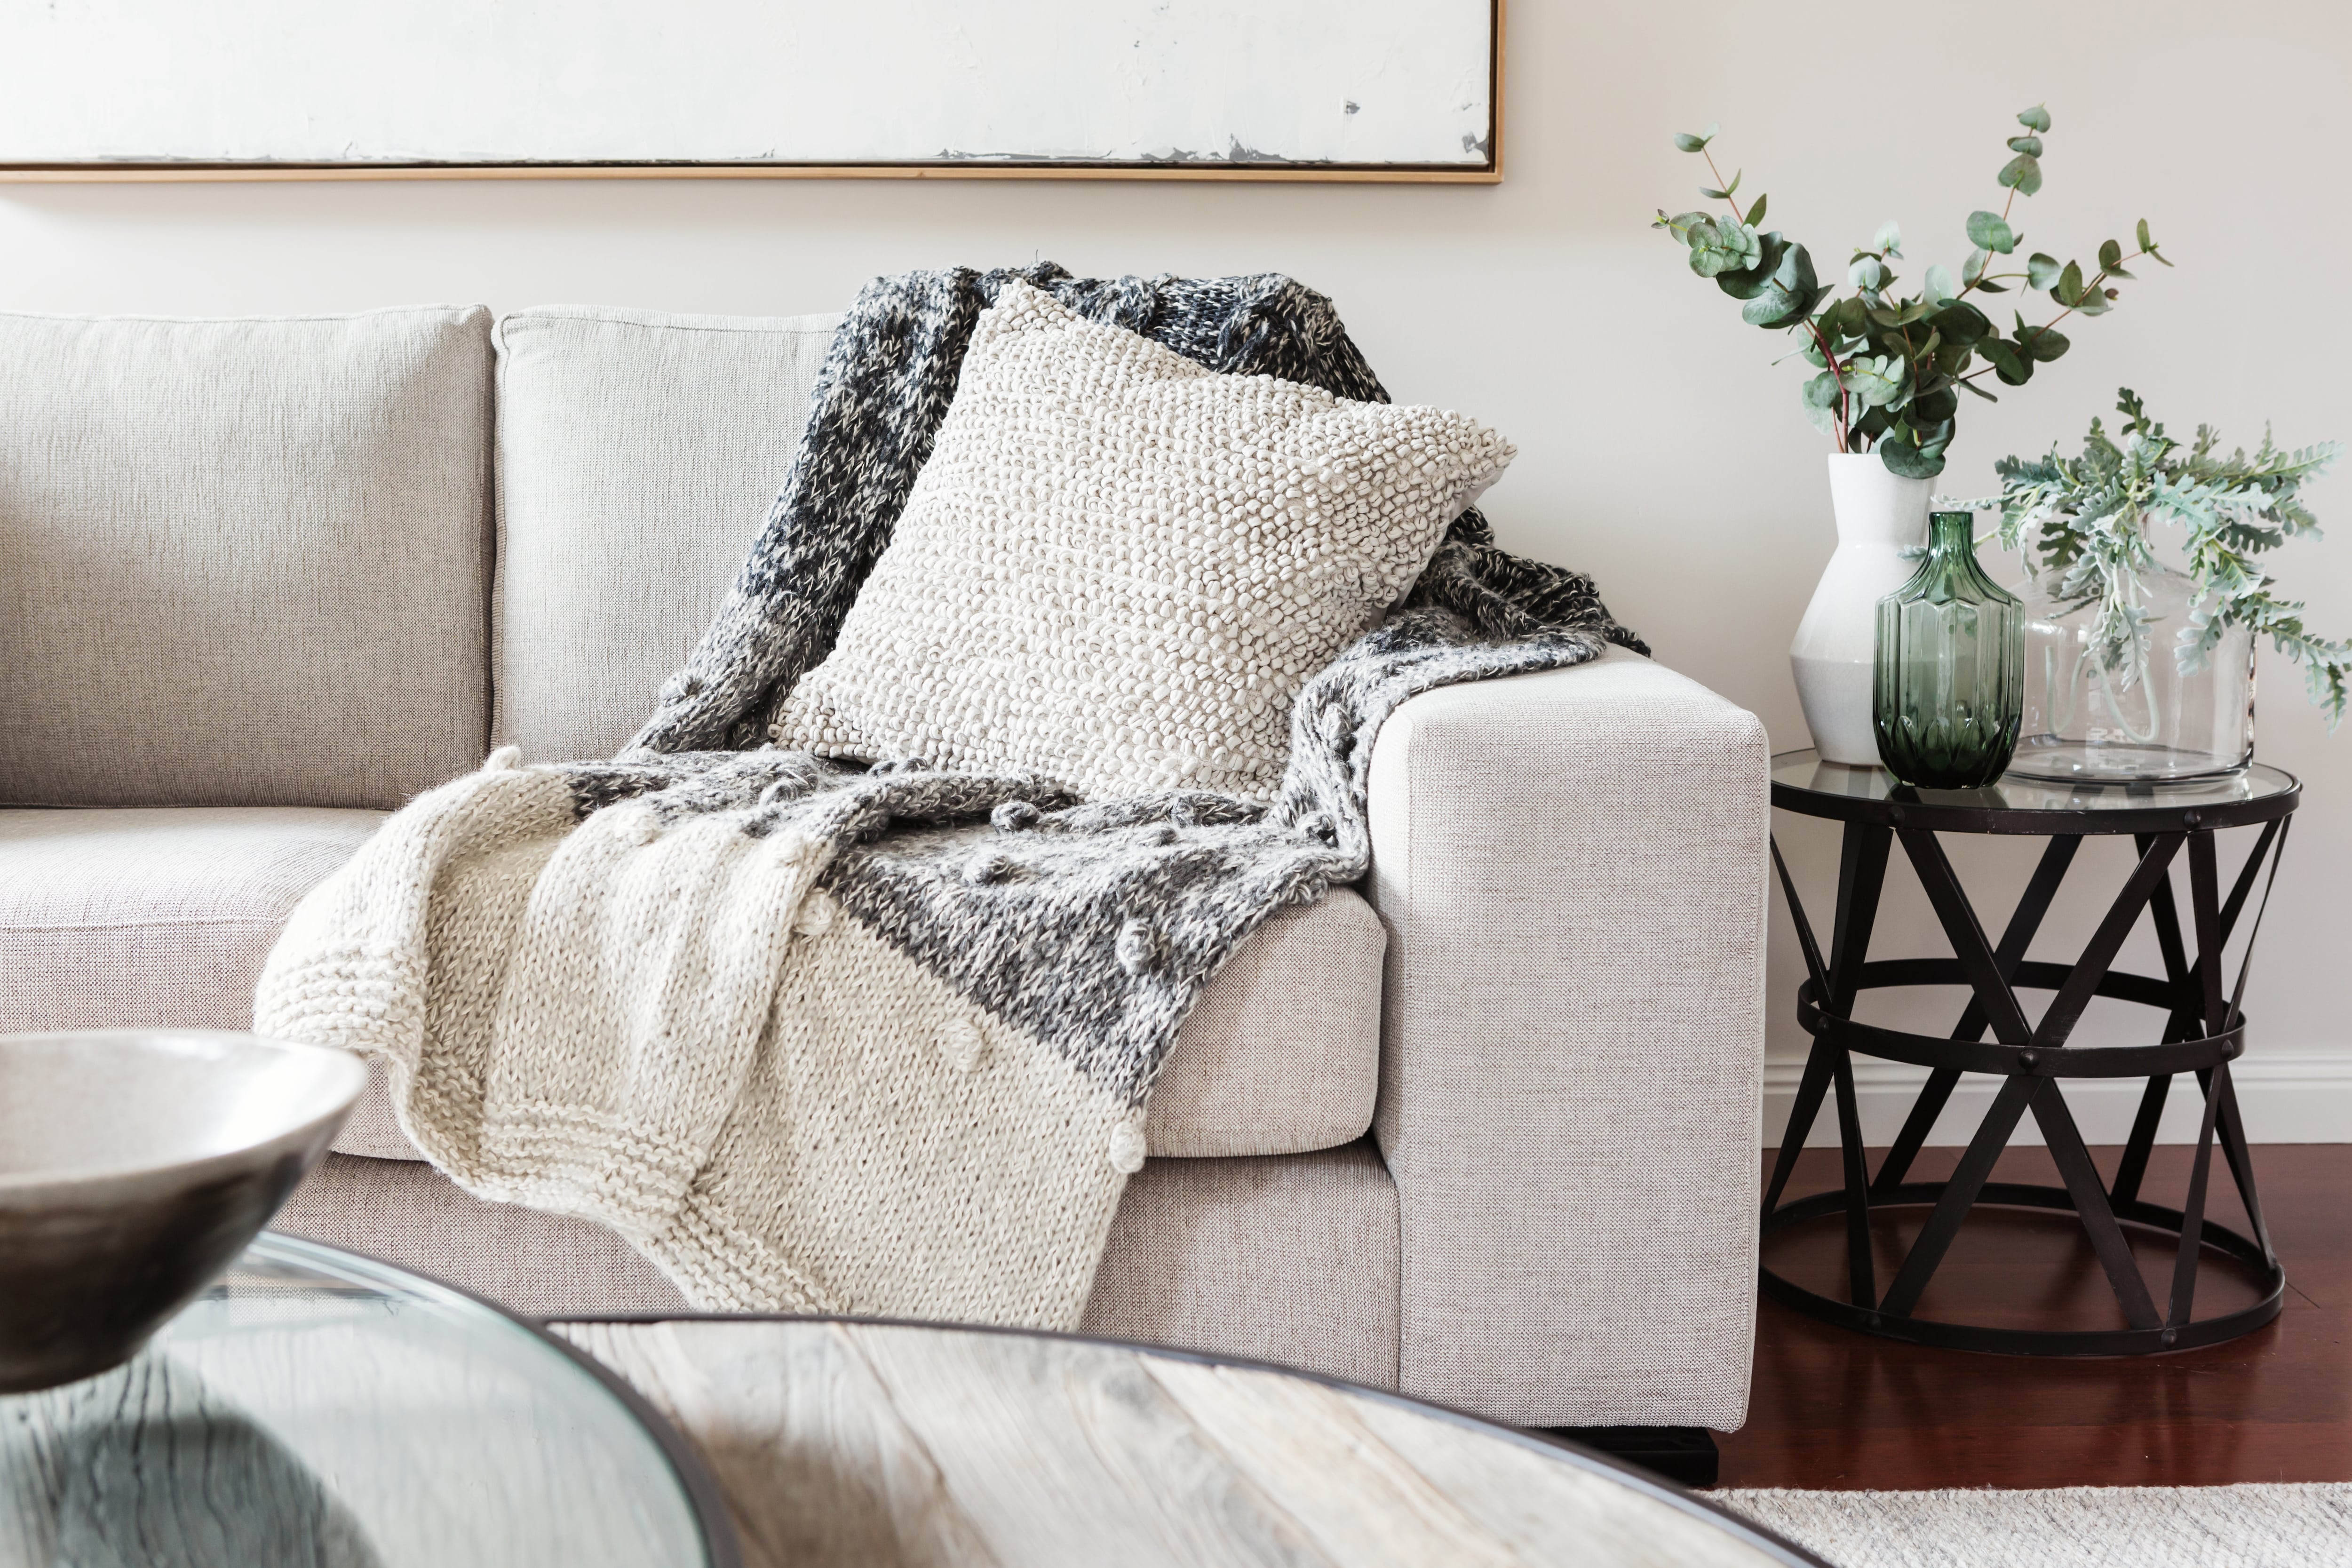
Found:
<box><xmin>1716</xmin><ymin>1143</ymin><xmax>2350</xmax><ymax>1490</ymax></box>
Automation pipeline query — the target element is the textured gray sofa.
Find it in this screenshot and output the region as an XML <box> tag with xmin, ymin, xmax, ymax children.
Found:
<box><xmin>0</xmin><ymin>302</ymin><xmax>1769</xmax><ymax>1431</ymax></box>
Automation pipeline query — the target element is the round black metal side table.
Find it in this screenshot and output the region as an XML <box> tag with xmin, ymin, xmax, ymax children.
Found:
<box><xmin>1763</xmin><ymin>749</ymin><xmax>2299</xmax><ymax>1356</ymax></box>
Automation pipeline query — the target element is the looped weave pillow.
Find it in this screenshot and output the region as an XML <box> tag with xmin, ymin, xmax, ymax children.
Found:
<box><xmin>770</xmin><ymin>280</ymin><xmax>1514</xmax><ymax>799</ymax></box>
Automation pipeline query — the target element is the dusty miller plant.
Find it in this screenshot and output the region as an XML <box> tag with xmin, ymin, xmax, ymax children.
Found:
<box><xmin>1656</xmin><ymin>106</ymin><xmax>2166</xmax><ymax>479</ymax></box>
<box><xmin>1968</xmin><ymin>390</ymin><xmax>2351</xmax><ymax>724</ymax></box>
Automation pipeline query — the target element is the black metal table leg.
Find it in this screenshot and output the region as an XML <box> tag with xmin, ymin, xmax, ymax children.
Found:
<box><xmin>1874</xmin><ymin>836</ymin><xmax>2080</xmax><ymax>1197</ymax></box>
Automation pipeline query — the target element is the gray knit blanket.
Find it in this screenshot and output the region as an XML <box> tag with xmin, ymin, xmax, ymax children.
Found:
<box><xmin>255</xmin><ymin>264</ymin><xmax>1642</xmax><ymax>1325</ymax></box>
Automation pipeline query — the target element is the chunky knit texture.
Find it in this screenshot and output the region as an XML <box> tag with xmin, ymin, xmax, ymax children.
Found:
<box><xmin>775</xmin><ymin>284</ymin><xmax>1514</xmax><ymax>798</ymax></box>
<box><xmin>256</xmin><ymin>264</ymin><xmax>1641</xmax><ymax>1325</ymax></box>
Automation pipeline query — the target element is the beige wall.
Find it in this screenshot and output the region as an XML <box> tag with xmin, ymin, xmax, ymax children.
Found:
<box><xmin>4</xmin><ymin>0</ymin><xmax>2344</xmax><ymax>1136</ymax></box>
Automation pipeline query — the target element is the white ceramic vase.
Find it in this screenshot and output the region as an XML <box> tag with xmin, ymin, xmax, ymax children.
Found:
<box><xmin>1789</xmin><ymin>453</ymin><xmax>1932</xmax><ymax>765</ymax></box>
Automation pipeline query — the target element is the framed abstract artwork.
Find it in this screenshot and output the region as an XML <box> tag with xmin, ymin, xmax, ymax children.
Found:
<box><xmin>0</xmin><ymin>0</ymin><xmax>1502</xmax><ymax>183</ymax></box>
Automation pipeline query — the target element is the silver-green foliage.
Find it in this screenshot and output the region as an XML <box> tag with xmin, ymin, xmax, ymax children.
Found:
<box><xmin>1656</xmin><ymin>106</ymin><xmax>2165</xmax><ymax>480</ymax></box>
<box><xmin>1981</xmin><ymin>390</ymin><xmax>2350</xmax><ymax>723</ymax></box>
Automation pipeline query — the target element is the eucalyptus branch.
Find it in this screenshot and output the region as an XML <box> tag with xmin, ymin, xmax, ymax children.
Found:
<box><xmin>1701</xmin><ymin>148</ymin><xmax>1741</xmax><ymax>220</ymax></box>
<box><xmin>1655</xmin><ymin>103</ymin><xmax>2164</xmax><ymax>478</ymax></box>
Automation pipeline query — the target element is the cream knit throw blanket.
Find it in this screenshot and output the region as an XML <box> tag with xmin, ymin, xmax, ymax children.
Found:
<box><xmin>256</xmin><ymin>264</ymin><xmax>1645</xmax><ymax>1325</ymax></box>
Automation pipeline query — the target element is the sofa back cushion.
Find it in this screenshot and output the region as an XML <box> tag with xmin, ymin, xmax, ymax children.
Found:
<box><xmin>0</xmin><ymin>306</ymin><xmax>495</xmax><ymax>809</ymax></box>
<box><xmin>493</xmin><ymin>305</ymin><xmax>841</xmax><ymax>761</ymax></box>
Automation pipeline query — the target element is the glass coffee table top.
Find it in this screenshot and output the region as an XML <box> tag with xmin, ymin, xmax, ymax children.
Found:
<box><xmin>0</xmin><ymin>1233</ymin><xmax>729</xmax><ymax>1568</ymax></box>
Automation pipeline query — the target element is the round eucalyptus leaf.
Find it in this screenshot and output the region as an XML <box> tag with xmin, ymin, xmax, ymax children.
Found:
<box><xmin>1913</xmin><ymin>387</ymin><xmax>1960</xmax><ymax>426</ymax></box>
<box><xmin>1740</xmin><ymin>243</ymin><xmax>1823</xmax><ymax>327</ymax></box>
<box><xmin>1965</xmin><ymin>210</ymin><xmax>2018</xmax><ymax>254</ymax></box>
<box><xmin>1686</xmin><ymin>215</ymin><xmax>1762</xmax><ymax>278</ymax></box>
<box><xmin>1878</xmin><ymin>430</ymin><xmax>1949</xmax><ymax>479</ymax></box>
<box><xmin>1839</xmin><ymin>353</ymin><xmax>1909</xmax><ymax>409</ymax></box>
<box><xmin>1997</xmin><ymin>154</ymin><xmax>2043</xmax><ymax>196</ymax></box>
<box><xmin>1801</xmin><ymin>371</ymin><xmax>1842</xmax><ymax>434</ymax></box>
<box><xmin>1928</xmin><ymin>300</ymin><xmax>1993</xmax><ymax>344</ymax></box>
<box><xmin>1715</xmin><ymin>231</ymin><xmax>1790</xmax><ymax>300</ymax></box>
<box><xmin>2021</xmin><ymin>325</ymin><xmax>2072</xmax><ymax>361</ymax></box>
<box><xmin>1981</xmin><ymin>338</ymin><xmax>2034</xmax><ymax>386</ymax></box>
<box><xmin>2018</xmin><ymin>104</ymin><xmax>2051</xmax><ymax>132</ymax></box>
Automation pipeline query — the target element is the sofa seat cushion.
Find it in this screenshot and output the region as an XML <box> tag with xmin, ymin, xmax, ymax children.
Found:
<box><xmin>0</xmin><ymin>807</ymin><xmax>389</xmax><ymax>1032</ymax></box>
<box><xmin>0</xmin><ymin>306</ymin><xmax>496</xmax><ymax>809</ymax></box>
<box><xmin>0</xmin><ymin>807</ymin><xmax>1384</xmax><ymax>1162</ymax></box>
<box><xmin>337</xmin><ymin>884</ymin><xmax>1387</xmax><ymax>1162</ymax></box>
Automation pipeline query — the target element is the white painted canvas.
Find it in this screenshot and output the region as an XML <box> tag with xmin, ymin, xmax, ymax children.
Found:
<box><xmin>0</xmin><ymin>0</ymin><xmax>1496</xmax><ymax>172</ymax></box>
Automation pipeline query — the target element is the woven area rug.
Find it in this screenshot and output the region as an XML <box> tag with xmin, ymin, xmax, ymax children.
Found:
<box><xmin>1719</xmin><ymin>1485</ymin><xmax>2352</xmax><ymax>1568</ymax></box>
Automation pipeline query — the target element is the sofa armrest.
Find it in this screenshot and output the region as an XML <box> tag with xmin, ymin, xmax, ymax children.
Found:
<box><xmin>1366</xmin><ymin>644</ymin><xmax>1768</xmax><ymax>1430</ymax></box>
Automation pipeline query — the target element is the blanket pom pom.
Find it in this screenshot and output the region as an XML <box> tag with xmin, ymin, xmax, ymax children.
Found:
<box><xmin>992</xmin><ymin>800</ymin><xmax>1042</xmax><ymax>833</ymax></box>
<box><xmin>768</xmin><ymin>832</ymin><xmax>823</xmax><ymax>870</ymax></box>
<box><xmin>485</xmin><ymin>745</ymin><xmax>523</xmax><ymax>772</ymax></box>
<box><xmin>962</xmin><ymin>849</ymin><xmax>1015</xmax><ymax>886</ymax></box>
<box><xmin>1107</xmin><ymin>1116</ymin><xmax>1147</xmax><ymax>1174</ymax></box>
<box><xmin>940</xmin><ymin>1017</ymin><xmax>988</xmax><ymax>1074</ymax></box>
<box><xmin>792</xmin><ymin>897</ymin><xmax>834</xmax><ymax>938</ymax></box>
<box><xmin>1116</xmin><ymin>917</ymin><xmax>1162</xmax><ymax>976</ymax></box>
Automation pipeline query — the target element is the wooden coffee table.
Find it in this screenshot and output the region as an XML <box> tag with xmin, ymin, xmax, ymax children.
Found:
<box><xmin>553</xmin><ymin>1316</ymin><xmax>1820</xmax><ymax>1568</ymax></box>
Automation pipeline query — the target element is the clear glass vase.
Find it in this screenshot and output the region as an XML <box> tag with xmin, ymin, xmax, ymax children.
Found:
<box><xmin>1873</xmin><ymin>511</ymin><xmax>2024</xmax><ymax>788</ymax></box>
<box><xmin>2010</xmin><ymin>560</ymin><xmax>2255</xmax><ymax>783</ymax></box>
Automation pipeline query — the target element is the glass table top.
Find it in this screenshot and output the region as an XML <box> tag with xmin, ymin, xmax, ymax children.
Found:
<box><xmin>0</xmin><ymin>1233</ymin><xmax>724</xmax><ymax>1568</ymax></box>
<box><xmin>1772</xmin><ymin>749</ymin><xmax>2299</xmax><ymax>830</ymax></box>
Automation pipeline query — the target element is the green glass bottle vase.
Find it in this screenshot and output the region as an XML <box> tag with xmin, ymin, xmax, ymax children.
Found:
<box><xmin>1872</xmin><ymin>510</ymin><xmax>2024</xmax><ymax>788</ymax></box>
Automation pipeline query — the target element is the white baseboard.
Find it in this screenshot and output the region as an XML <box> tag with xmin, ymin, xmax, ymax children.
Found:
<box><xmin>1762</xmin><ymin>1053</ymin><xmax>2352</xmax><ymax>1147</ymax></box>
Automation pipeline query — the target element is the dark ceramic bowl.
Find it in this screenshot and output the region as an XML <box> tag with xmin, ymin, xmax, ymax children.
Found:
<box><xmin>0</xmin><ymin>1030</ymin><xmax>366</xmax><ymax>1393</ymax></box>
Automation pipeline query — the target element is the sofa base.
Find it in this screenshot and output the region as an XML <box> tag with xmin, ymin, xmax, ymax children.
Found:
<box><xmin>1549</xmin><ymin>1426</ymin><xmax>1722</xmax><ymax>1489</ymax></box>
<box><xmin>276</xmin><ymin>1140</ymin><xmax>1401</xmax><ymax>1391</ymax></box>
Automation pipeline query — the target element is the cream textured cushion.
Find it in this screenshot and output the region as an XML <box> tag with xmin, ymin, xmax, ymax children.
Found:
<box><xmin>0</xmin><ymin>306</ymin><xmax>494</xmax><ymax>809</ymax></box>
<box><xmin>771</xmin><ymin>281</ymin><xmax>1514</xmax><ymax>799</ymax></box>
